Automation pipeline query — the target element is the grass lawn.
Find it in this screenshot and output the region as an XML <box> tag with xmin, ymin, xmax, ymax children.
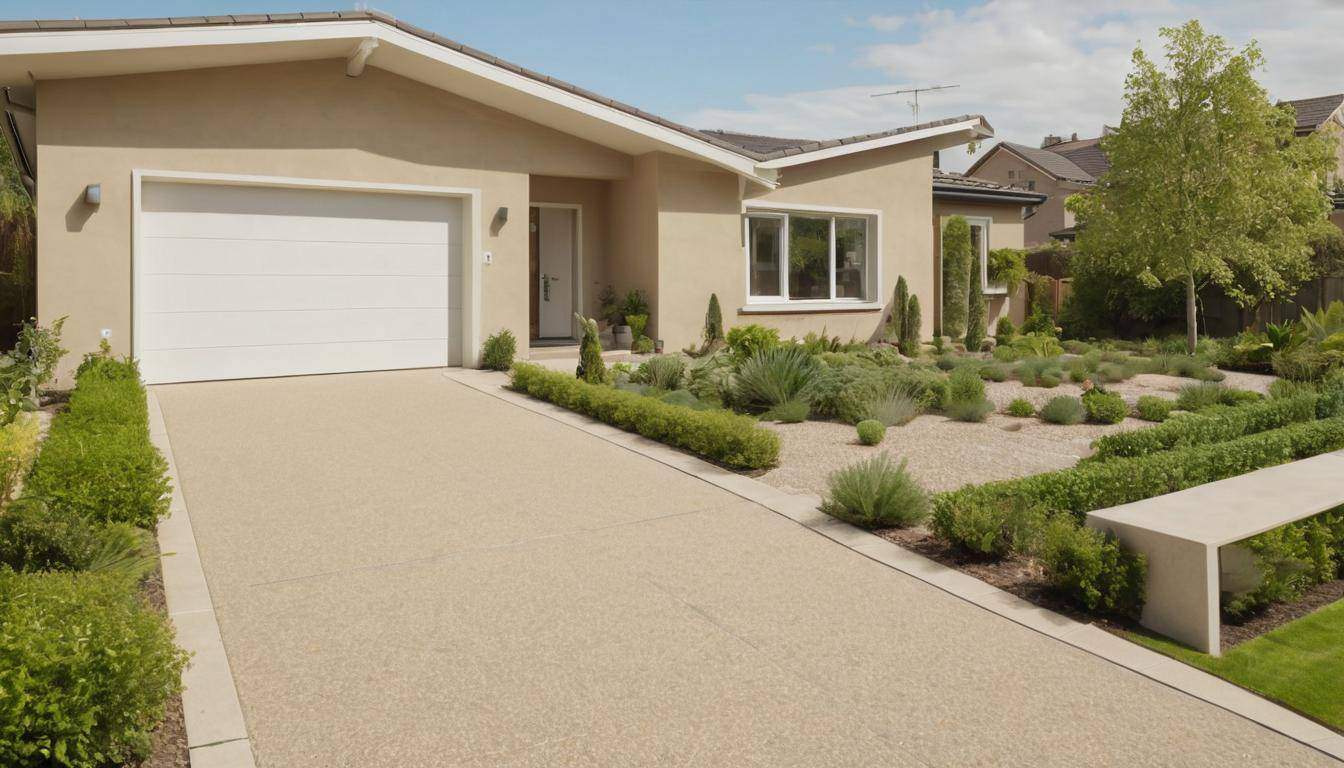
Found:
<box><xmin>1126</xmin><ymin>599</ymin><xmax>1344</xmax><ymax>731</ymax></box>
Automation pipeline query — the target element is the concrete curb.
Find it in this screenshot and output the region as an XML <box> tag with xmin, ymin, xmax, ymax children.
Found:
<box><xmin>447</xmin><ymin>368</ymin><xmax>1344</xmax><ymax>763</ymax></box>
<box><xmin>148</xmin><ymin>389</ymin><xmax>257</xmax><ymax>768</ymax></box>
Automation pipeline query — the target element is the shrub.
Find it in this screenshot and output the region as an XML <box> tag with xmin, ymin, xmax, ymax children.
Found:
<box><xmin>1082</xmin><ymin>389</ymin><xmax>1127</xmax><ymax>424</ymax></box>
<box><xmin>1020</xmin><ymin>308</ymin><xmax>1057</xmax><ymax>337</ymax></box>
<box><xmin>626</xmin><ymin>313</ymin><xmax>649</xmax><ymax>346</ymax></box>
<box><xmin>1317</xmin><ymin>370</ymin><xmax>1344</xmax><ymax>419</ymax></box>
<box><xmin>763</xmin><ymin>399</ymin><xmax>809</xmax><ymax>423</ymax></box>
<box><xmin>889</xmin><ymin>276</ymin><xmax>909</xmax><ymax>342</ymax></box>
<box><xmin>901</xmin><ymin>295</ymin><xmax>922</xmax><ymax>356</ymax></box>
<box><xmin>480</xmin><ymin>329</ymin><xmax>517</xmax><ymax>371</ymax></box>
<box><xmin>1037</xmin><ymin>373</ymin><xmax>1062</xmax><ymax>388</ymax></box>
<box><xmin>0</xmin><ymin>570</ymin><xmax>188</xmax><ymax>767</ymax></box>
<box><xmin>1272</xmin><ymin>342</ymin><xmax>1344</xmax><ymax>382</ymax></box>
<box><xmin>725</xmin><ymin>324</ymin><xmax>780</xmax><ymax>360</ymax></box>
<box><xmin>638</xmin><ymin>355</ymin><xmax>686</xmax><ymax>390</ymax></box>
<box><xmin>1039</xmin><ymin>395</ymin><xmax>1085</xmax><ymax>425</ymax></box>
<box><xmin>1268</xmin><ymin>378</ymin><xmax>1315</xmax><ymax>400</ymax></box>
<box><xmin>1012</xmin><ymin>332</ymin><xmax>1063</xmax><ymax>358</ymax></box>
<box><xmin>1175</xmin><ymin>382</ymin><xmax>1259</xmax><ymax>412</ymax></box>
<box><xmin>979</xmin><ymin>363</ymin><xmax>1010</xmax><ymax>382</ymax></box>
<box><xmin>509</xmin><ymin>363</ymin><xmax>779</xmax><ymax>469</ymax></box>
<box><xmin>856</xmin><ymin>419</ymin><xmax>886</xmax><ymax>446</ymax></box>
<box><xmin>934</xmin><ymin>416</ymin><xmax>1344</xmax><ymax>538</ymax></box>
<box><xmin>575</xmin><ymin>314</ymin><xmax>606</xmax><ymax>384</ymax></box>
<box><xmin>941</xmin><ymin>500</ymin><xmax>1044</xmax><ymax>557</ymax></box>
<box><xmin>0</xmin><ymin>317</ymin><xmax>68</xmax><ymax>425</ymax></box>
<box><xmin>703</xmin><ymin>293</ymin><xmax>724</xmax><ymax>346</ymax></box>
<box><xmin>1135</xmin><ymin>395</ymin><xmax>1176</xmax><ymax>422</ymax></box>
<box><xmin>987</xmin><ymin>248</ymin><xmax>1028</xmax><ymax>294</ymax></box>
<box><xmin>633</xmin><ymin>335</ymin><xmax>655</xmax><ymax>354</ymax></box>
<box><xmin>941</xmin><ymin>216</ymin><xmax>972</xmax><ymax>338</ymax></box>
<box><xmin>965</xmin><ymin>254</ymin><xmax>987</xmax><ymax>352</ymax></box>
<box><xmin>1014</xmin><ymin>356</ymin><xmax>1065</xmax><ymax>387</ymax></box>
<box><xmin>733</xmin><ymin>345</ymin><xmax>820</xmax><ymax>410</ymax></box>
<box><xmin>25</xmin><ymin>373</ymin><xmax>171</xmax><ymax>529</ymax></box>
<box><xmin>861</xmin><ymin>389</ymin><xmax>921</xmax><ymax>426</ymax></box>
<box><xmin>1006</xmin><ymin>398</ymin><xmax>1035</xmax><ymax>417</ymax></box>
<box><xmin>946</xmin><ymin>367</ymin><xmax>992</xmax><ymax>422</ymax></box>
<box><xmin>1036</xmin><ymin>517</ymin><xmax>1146</xmax><ymax>618</ymax></box>
<box><xmin>0</xmin><ymin>499</ymin><xmax>146</xmax><ymax>574</ymax></box>
<box><xmin>820</xmin><ymin>455</ymin><xmax>928</xmax><ymax>528</ymax></box>
<box><xmin>817</xmin><ymin>365</ymin><xmax>946</xmax><ymax>424</ymax></box>
<box><xmin>1090</xmin><ymin>393</ymin><xmax>1319</xmax><ymax>460</ymax></box>
<box><xmin>1223</xmin><ymin>508</ymin><xmax>1344</xmax><ymax>619</ymax></box>
<box><xmin>0</xmin><ymin>414</ymin><xmax>40</xmax><ymax>502</ymax></box>
<box><xmin>995</xmin><ymin>316</ymin><xmax>1017</xmax><ymax>346</ymax></box>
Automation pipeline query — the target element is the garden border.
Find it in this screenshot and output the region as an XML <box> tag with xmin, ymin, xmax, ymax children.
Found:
<box><xmin>446</xmin><ymin>367</ymin><xmax>1344</xmax><ymax>762</ymax></box>
<box><xmin>147</xmin><ymin>389</ymin><xmax>257</xmax><ymax>768</ymax></box>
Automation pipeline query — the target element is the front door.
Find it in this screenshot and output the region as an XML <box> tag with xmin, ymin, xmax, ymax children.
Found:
<box><xmin>535</xmin><ymin>206</ymin><xmax>575</xmax><ymax>338</ymax></box>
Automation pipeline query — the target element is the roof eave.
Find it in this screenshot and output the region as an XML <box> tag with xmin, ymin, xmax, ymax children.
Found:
<box><xmin>932</xmin><ymin>185</ymin><xmax>1046</xmax><ymax>205</ymax></box>
<box><xmin>755</xmin><ymin>118</ymin><xmax>992</xmax><ymax>170</ymax></box>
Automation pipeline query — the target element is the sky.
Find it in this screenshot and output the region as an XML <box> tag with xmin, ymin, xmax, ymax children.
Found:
<box><xmin>1</xmin><ymin>0</ymin><xmax>1340</xmax><ymax>171</ymax></box>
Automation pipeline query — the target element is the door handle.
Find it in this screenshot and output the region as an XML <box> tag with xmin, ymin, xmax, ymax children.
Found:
<box><xmin>542</xmin><ymin>273</ymin><xmax>559</xmax><ymax>301</ymax></box>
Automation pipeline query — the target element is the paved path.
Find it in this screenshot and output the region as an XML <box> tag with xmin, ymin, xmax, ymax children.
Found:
<box><xmin>155</xmin><ymin>369</ymin><xmax>1333</xmax><ymax>767</ymax></box>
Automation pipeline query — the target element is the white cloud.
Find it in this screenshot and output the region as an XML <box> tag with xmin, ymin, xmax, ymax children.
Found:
<box><xmin>680</xmin><ymin>0</ymin><xmax>1344</xmax><ymax>172</ymax></box>
<box><xmin>865</xmin><ymin>15</ymin><xmax>906</xmax><ymax>32</ymax></box>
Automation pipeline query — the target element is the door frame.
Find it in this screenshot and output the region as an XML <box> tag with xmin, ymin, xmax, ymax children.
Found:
<box><xmin>529</xmin><ymin>202</ymin><xmax>583</xmax><ymax>340</ymax></box>
<box><xmin>131</xmin><ymin>169</ymin><xmax>483</xmax><ymax>376</ymax></box>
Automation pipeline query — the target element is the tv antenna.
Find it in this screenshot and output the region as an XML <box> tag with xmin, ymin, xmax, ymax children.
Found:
<box><xmin>871</xmin><ymin>84</ymin><xmax>960</xmax><ymax>123</ymax></box>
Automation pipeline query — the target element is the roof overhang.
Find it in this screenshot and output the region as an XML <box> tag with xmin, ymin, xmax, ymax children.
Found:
<box><xmin>0</xmin><ymin>19</ymin><xmax>780</xmax><ymax>186</ymax></box>
<box><xmin>932</xmin><ymin>185</ymin><xmax>1046</xmax><ymax>205</ymax></box>
<box><xmin>757</xmin><ymin>117</ymin><xmax>992</xmax><ymax>170</ymax></box>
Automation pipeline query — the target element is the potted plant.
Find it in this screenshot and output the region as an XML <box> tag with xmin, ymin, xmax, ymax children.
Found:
<box><xmin>616</xmin><ymin>288</ymin><xmax>649</xmax><ymax>350</ymax></box>
<box><xmin>598</xmin><ymin>285</ymin><xmax>627</xmax><ymax>342</ymax></box>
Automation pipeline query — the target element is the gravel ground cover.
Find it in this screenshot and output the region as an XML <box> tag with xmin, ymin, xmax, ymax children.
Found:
<box><xmin>759</xmin><ymin>369</ymin><xmax>1273</xmax><ymax>496</ymax></box>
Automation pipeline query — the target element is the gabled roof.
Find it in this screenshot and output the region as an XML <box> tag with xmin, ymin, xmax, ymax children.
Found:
<box><xmin>702</xmin><ymin>115</ymin><xmax>993</xmax><ymax>165</ymax></box>
<box><xmin>965</xmin><ymin>140</ymin><xmax>1096</xmax><ymax>184</ymax></box>
<box><xmin>1280</xmin><ymin>93</ymin><xmax>1344</xmax><ymax>134</ymax></box>
<box><xmin>932</xmin><ymin>169</ymin><xmax>1047</xmax><ymax>204</ymax></box>
<box><xmin>1047</xmin><ymin>137</ymin><xmax>1110</xmax><ymax>178</ymax></box>
<box><xmin>0</xmin><ymin>10</ymin><xmax>993</xmax><ymax>181</ymax></box>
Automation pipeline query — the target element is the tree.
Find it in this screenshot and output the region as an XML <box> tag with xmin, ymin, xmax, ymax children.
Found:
<box><xmin>889</xmin><ymin>276</ymin><xmax>909</xmax><ymax>341</ymax></box>
<box><xmin>940</xmin><ymin>216</ymin><xmax>972</xmax><ymax>339</ymax></box>
<box><xmin>1069</xmin><ymin>20</ymin><xmax>1337</xmax><ymax>353</ymax></box>
<box><xmin>703</xmin><ymin>293</ymin><xmax>723</xmax><ymax>346</ymax></box>
<box><xmin>965</xmin><ymin>256</ymin><xmax>986</xmax><ymax>351</ymax></box>
<box><xmin>902</xmin><ymin>295</ymin><xmax>922</xmax><ymax>356</ymax></box>
<box><xmin>574</xmin><ymin>314</ymin><xmax>606</xmax><ymax>383</ymax></box>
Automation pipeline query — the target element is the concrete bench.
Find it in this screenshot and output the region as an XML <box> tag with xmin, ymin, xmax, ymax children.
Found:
<box><xmin>1086</xmin><ymin>450</ymin><xmax>1344</xmax><ymax>655</ymax></box>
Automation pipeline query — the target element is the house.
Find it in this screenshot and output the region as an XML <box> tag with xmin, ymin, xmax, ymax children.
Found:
<box><xmin>1281</xmin><ymin>93</ymin><xmax>1344</xmax><ymax>231</ymax></box>
<box><xmin>0</xmin><ymin>11</ymin><xmax>1004</xmax><ymax>384</ymax></box>
<box><xmin>963</xmin><ymin>132</ymin><xmax>1109</xmax><ymax>246</ymax></box>
<box><xmin>931</xmin><ymin>169</ymin><xmax>1045</xmax><ymax>332</ymax></box>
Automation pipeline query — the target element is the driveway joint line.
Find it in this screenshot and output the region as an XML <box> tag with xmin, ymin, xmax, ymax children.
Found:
<box><xmin>446</xmin><ymin>369</ymin><xmax>1344</xmax><ymax>762</ymax></box>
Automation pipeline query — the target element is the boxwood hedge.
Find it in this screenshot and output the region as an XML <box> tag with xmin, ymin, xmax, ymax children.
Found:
<box><xmin>510</xmin><ymin>362</ymin><xmax>779</xmax><ymax>470</ymax></box>
<box><xmin>1089</xmin><ymin>393</ymin><xmax>1318</xmax><ymax>461</ymax></box>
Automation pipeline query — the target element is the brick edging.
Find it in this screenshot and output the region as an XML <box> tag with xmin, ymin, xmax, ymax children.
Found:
<box><xmin>148</xmin><ymin>389</ymin><xmax>258</xmax><ymax>768</ymax></box>
<box><xmin>446</xmin><ymin>368</ymin><xmax>1344</xmax><ymax>763</ymax></box>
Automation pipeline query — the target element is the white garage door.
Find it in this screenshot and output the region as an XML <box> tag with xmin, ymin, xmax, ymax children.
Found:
<box><xmin>138</xmin><ymin>182</ymin><xmax>461</xmax><ymax>384</ymax></box>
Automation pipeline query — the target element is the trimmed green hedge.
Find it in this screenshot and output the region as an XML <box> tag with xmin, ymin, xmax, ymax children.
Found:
<box><xmin>25</xmin><ymin>361</ymin><xmax>171</xmax><ymax>528</ymax></box>
<box><xmin>509</xmin><ymin>363</ymin><xmax>779</xmax><ymax>470</ymax></box>
<box><xmin>1225</xmin><ymin>508</ymin><xmax>1344</xmax><ymax>619</ymax></box>
<box><xmin>936</xmin><ymin>416</ymin><xmax>1344</xmax><ymax>533</ymax></box>
<box><xmin>1089</xmin><ymin>394</ymin><xmax>1318</xmax><ymax>461</ymax></box>
<box><xmin>0</xmin><ymin>570</ymin><xmax>187</xmax><ymax>768</ymax></box>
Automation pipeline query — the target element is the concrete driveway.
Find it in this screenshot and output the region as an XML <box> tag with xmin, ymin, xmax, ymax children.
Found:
<box><xmin>155</xmin><ymin>369</ymin><xmax>1332</xmax><ymax>767</ymax></box>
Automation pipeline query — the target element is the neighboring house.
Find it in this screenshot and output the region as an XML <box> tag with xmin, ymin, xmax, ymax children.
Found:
<box><xmin>963</xmin><ymin>132</ymin><xmax>1109</xmax><ymax>246</ymax></box>
<box><xmin>1281</xmin><ymin>93</ymin><xmax>1344</xmax><ymax>231</ymax></box>
<box><xmin>0</xmin><ymin>11</ymin><xmax>995</xmax><ymax>384</ymax></box>
<box><xmin>931</xmin><ymin>170</ymin><xmax>1045</xmax><ymax>333</ymax></box>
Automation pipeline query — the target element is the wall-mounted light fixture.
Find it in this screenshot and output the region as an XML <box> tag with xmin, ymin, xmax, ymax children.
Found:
<box><xmin>495</xmin><ymin>206</ymin><xmax>509</xmax><ymax>225</ymax></box>
<box><xmin>84</xmin><ymin>183</ymin><xmax>101</xmax><ymax>206</ymax></box>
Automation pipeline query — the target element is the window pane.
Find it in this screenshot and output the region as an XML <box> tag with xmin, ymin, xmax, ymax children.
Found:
<box><xmin>834</xmin><ymin>217</ymin><xmax>867</xmax><ymax>299</ymax></box>
<box><xmin>788</xmin><ymin>216</ymin><xmax>830</xmax><ymax>300</ymax></box>
<box><xmin>748</xmin><ymin>216</ymin><xmax>782</xmax><ymax>297</ymax></box>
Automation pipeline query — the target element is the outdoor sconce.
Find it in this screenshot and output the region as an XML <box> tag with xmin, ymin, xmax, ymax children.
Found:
<box><xmin>495</xmin><ymin>206</ymin><xmax>509</xmax><ymax>225</ymax></box>
<box><xmin>84</xmin><ymin>184</ymin><xmax>101</xmax><ymax>206</ymax></box>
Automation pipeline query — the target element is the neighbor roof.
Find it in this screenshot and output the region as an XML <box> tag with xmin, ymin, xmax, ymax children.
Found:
<box><xmin>1280</xmin><ymin>93</ymin><xmax>1344</xmax><ymax>134</ymax></box>
<box><xmin>0</xmin><ymin>10</ymin><xmax>990</xmax><ymax>167</ymax></box>
<box><xmin>965</xmin><ymin>140</ymin><xmax>1097</xmax><ymax>184</ymax></box>
<box><xmin>932</xmin><ymin>169</ymin><xmax>1047</xmax><ymax>204</ymax></box>
<box><xmin>1045</xmin><ymin>137</ymin><xmax>1110</xmax><ymax>178</ymax></box>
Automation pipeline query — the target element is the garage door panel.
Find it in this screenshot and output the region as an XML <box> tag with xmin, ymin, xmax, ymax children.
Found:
<box><xmin>141</xmin><ymin>339</ymin><xmax>449</xmax><ymax>384</ymax></box>
<box><xmin>142</xmin><ymin>308</ymin><xmax>449</xmax><ymax>351</ymax></box>
<box><xmin>138</xmin><ymin>181</ymin><xmax>461</xmax><ymax>383</ymax></box>
<box><xmin>142</xmin><ymin>237</ymin><xmax>453</xmax><ymax>277</ymax></box>
<box><xmin>143</xmin><ymin>274</ymin><xmax>451</xmax><ymax>314</ymax></box>
<box><xmin>141</xmin><ymin>183</ymin><xmax>453</xmax><ymax>244</ymax></box>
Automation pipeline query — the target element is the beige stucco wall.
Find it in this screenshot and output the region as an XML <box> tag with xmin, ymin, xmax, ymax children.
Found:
<box><xmin>529</xmin><ymin>175</ymin><xmax>612</xmax><ymax>320</ymax></box>
<box><xmin>36</xmin><ymin>58</ymin><xmax>633</xmax><ymax>379</ymax></box>
<box><xmin>933</xmin><ymin>199</ymin><xmax>1029</xmax><ymax>336</ymax></box>
<box><xmin>970</xmin><ymin>149</ymin><xmax>1080</xmax><ymax>246</ymax></box>
<box><xmin>606</xmin><ymin>154</ymin><xmax>660</xmax><ymax>330</ymax></box>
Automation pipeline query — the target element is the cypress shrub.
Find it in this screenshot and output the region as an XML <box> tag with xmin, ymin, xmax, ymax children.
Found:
<box><xmin>965</xmin><ymin>252</ymin><xmax>986</xmax><ymax>352</ymax></box>
<box><xmin>901</xmin><ymin>295</ymin><xmax>922</xmax><ymax>356</ymax></box>
<box><xmin>703</xmin><ymin>293</ymin><xmax>723</xmax><ymax>345</ymax></box>
<box><xmin>574</xmin><ymin>314</ymin><xmax>606</xmax><ymax>384</ymax></box>
<box><xmin>940</xmin><ymin>216</ymin><xmax>971</xmax><ymax>338</ymax></box>
<box><xmin>890</xmin><ymin>276</ymin><xmax>909</xmax><ymax>341</ymax></box>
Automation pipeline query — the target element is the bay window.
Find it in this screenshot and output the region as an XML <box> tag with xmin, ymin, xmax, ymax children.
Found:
<box><xmin>745</xmin><ymin>210</ymin><xmax>876</xmax><ymax>303</ymax></box>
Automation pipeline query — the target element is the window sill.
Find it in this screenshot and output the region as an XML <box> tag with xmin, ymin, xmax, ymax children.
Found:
<box><xmin>738</xmin><ymin>301</ymin><xmax>884</xmax><ymax>315</ymax></box>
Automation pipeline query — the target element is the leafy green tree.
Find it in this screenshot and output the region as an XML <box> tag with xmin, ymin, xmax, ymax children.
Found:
<box><xmin>940</xmin><ymin>216</ymin><xmax>972</xmax><ymax>339</ymax></box>
<box><xmin>965</xmin><ymin>255</ymin><xmax>986</xmax><ymax>351</ymax></box>
<box><xmin>1069</xmin><ymin>20</ymin><xmax>1337</xmax><ymax>353</ymax></box>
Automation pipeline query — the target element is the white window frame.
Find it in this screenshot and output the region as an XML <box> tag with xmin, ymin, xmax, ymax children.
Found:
<box><xmin>741</xmin><ymin>202</ymin><xmax>882</xmax><ymax>312</ymax></box>
<box><xmin>955</xmin><ymin>215</ymin><xmax>1005</xmax><ymax>296</ymax></box>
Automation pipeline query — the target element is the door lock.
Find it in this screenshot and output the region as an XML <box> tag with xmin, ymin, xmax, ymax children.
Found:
<box><xmin>542</xmin><ymin>273</ymin><xmax>559</xmax><ymax>301</ymax></box>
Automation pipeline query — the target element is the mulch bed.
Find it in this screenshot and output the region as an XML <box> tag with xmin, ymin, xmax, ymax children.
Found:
<box><xmin>135</xmin><ymin>554</ymin><xmax>189</xmax><ymax>768</ymax></box>
<box><xmin>877</xmin><ymin>527</ymin><xmax>1344</xmax><ymax>650</ymax></box>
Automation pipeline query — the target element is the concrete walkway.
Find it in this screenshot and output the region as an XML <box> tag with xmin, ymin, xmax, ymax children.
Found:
<box><xmin>155</xmin><ymin>369</ymin><xmax>1334</xmax><ymax>767</ymax></box>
